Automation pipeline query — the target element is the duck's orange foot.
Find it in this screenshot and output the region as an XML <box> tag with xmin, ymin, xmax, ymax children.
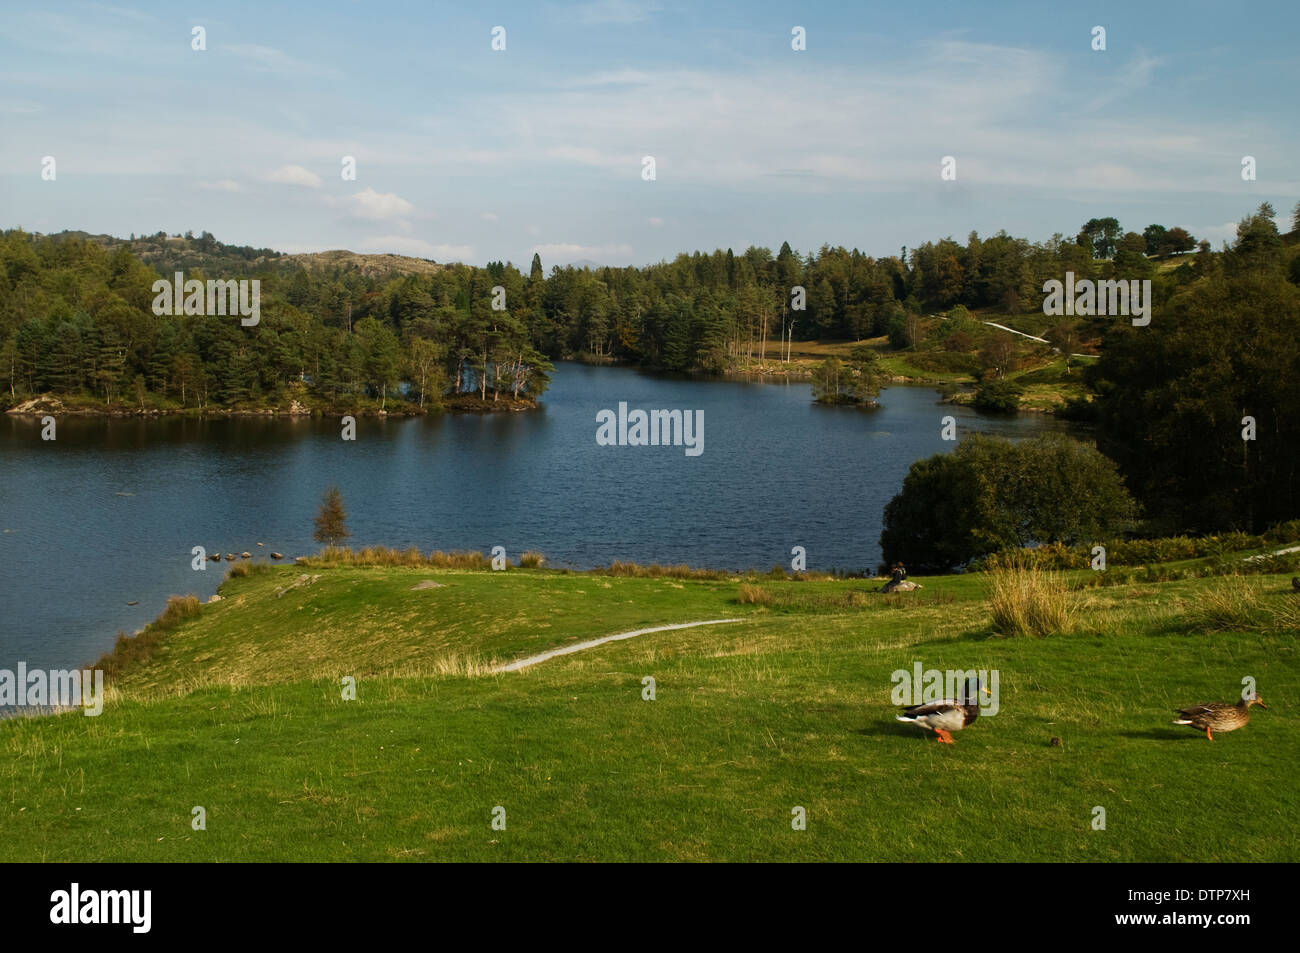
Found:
<box><xmin>1205</xmin><ymin>728</ymin><xmax>1214</xmax><ymax>741</ymax></box>
<box><xmin>935</xmin><ymin>729</ymin><xmax>955</xmax><ymax>744</ymax></box>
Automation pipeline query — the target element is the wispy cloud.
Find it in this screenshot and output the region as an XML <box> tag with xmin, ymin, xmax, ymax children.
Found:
<box><xmin>265</xmin><ymin>164</ymin><xmax>322</xmax><ymax>188</ymax></box>
<box><xmin>1086</xmin><ymin>53</ymin><xmax>1163</xmax><ymax>112</ymax></box>
<box><xmin>226</xmin><ymin>44</ymin><xmax>338</xmax><ymax>76</ymax></box>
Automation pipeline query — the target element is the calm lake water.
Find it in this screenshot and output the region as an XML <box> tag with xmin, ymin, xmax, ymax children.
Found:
<box><xmin>1</xmin><ymin>363</ymin><xmax>1071</xmax><ymax>669</ymax></box>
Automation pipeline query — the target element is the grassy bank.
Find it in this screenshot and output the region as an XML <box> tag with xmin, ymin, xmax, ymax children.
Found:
<box><xmin>2</xmin><ymin>562</ymin><xmax>1296</xmax><ymax>861</ymax></box>
<box><xmin>738</xmin><ymin>328</ymin><xmax>1094</xmax><ymax>413</ymax></box>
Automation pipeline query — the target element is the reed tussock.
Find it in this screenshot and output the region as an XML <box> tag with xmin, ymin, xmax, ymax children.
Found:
<box><xmin>303</xmin><ymin>546</ymin><xmax>495</xmax><ymax>570</ymax></box>
<box><xmin>96</xmin><ymin>594</ymin><xmax>203</xmax><ymax>678</ymax></box>
<box><xmin>985</xmin><ymin>553</ymin><xmax>1076</xmax><ymax>637</ymax></box>
<box><xmin>1184</xmin><ymin>575</ymin><xmax>1300</xmax><ymax>632</ymax></box>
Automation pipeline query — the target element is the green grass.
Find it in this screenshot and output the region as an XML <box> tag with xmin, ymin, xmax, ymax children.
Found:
<box><xmin>2</xmin><ymin>564</ymin><xmax>1297</xmax><ymax>861</ymax></box>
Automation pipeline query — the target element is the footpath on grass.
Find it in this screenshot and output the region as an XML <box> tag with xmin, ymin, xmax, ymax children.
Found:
<box><xmin>491</xmin><ymin>618</ymin><xmax>743</xmax><ymax>673</ymax></box>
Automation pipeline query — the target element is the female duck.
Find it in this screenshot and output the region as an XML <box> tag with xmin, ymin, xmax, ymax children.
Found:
<box><xmin>1174</xmin><ymin>695</ymin><xmax>1267</xmax><ymax>740</ymax></box>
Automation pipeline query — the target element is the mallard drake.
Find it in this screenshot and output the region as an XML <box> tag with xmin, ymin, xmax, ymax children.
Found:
<box><xmin>896</xmin><ymin>677</ymin><xmax>991</xmax><ymax>744</ymax></box>
<box><xmin>1174</xmin><ymin>696</ymin><xmax>1267</xmax><ymax>740</ymax></box>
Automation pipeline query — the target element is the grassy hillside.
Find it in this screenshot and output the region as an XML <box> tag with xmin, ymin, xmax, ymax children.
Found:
<box><xmin>2</xmin><ymin>563</ymin><xmax>1297</xmax><ymax>861</ymax></box>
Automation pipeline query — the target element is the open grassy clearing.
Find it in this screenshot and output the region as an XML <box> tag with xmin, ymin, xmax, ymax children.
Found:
<box><xmin>1</xmin><ymin>564</ymin><xmax>1296</xmax><ymax>861</ymax></box>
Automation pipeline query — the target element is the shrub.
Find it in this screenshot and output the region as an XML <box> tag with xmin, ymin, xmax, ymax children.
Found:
<box><xmin>1057</xmin><ymin>395</ymin><xmax>1098</xmax><ymax>422</ymax></box>
<box><xmin>518</xmin><ymin>551</ymin><xmax>545</xmax><ymax>568</ymax></box>
<box><xmin>972</xmin><ymin>378</ymin><xmax>1024</xmax><ymax>413</ymax></box>
<box><xmin>972</xmin><ymin>521</ymin><xmax>1300</xmax><ymax>573</ymax></box>
<box><xmin>881</xmin><ymin>433</ymin><xmax>1136</xmax><ymax>571</ymax></box>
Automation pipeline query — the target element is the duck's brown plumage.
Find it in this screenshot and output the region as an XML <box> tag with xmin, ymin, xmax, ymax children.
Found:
<box><xmin>1174</xmin><ymin>696</ymin><xmax>1266</xmax><ymax>740</ymax></box>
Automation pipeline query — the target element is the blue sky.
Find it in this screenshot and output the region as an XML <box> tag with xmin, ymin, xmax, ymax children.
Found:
<box><xmin>1</xmin><ymin>0</ymin><xmax>1296</xmax><ymax>267</ymax></box>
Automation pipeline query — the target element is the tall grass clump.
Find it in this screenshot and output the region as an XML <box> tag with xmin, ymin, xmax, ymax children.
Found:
<box><xmin>303</xmin><ymin>546</ymin><xmax>492</xmax><ymax>569</ymax></box>
<box><xmin>225</xmin><ymin>561</ymin><xmax>274</xmax><ymax>579</ymax></box>
<box><xmin>736</xmin><ymin>583</ymin><xmax>773</xmax><ymax>605</ymax></box>
<box><xmin>426</xmin><ymin>550</ymin><xmax>491</xmax><ymax>569</ymax></box>
<box><xmin>603</xmin><ymin>560</ymin><xmax>733</xmax><ymax>581</ymax></box>
<box><xmin>1183</xmin><ymin>575</ymin><xmax>1300</xmax><ymax>632</ymax></box>
<box><xmin>985</xmin><ymin>553</ymin><xmax>1076</xmax><ymax>637</ymax></box>
<box><xmin>96</xmin><ymin>594</ymin><xmax>203</xmax><ymax>678</ymax></box>
<box><xmin>518</xmin><ymin>551</ymin><xmax>545</xmax><ymax>568</ymax></box>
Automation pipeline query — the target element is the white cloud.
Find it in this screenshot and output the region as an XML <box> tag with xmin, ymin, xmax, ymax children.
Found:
<box><xmin>484</xmin><ymin>48</ymin><xmax>1274</xmax><ymax>197</ymax></box>
<box><xmin>648</xmin><ymin>217</ymin><xmax>664</xmax><ymax>226</ymax></box>
<box><xmin>266</xmin><ymin>164</ymin><xmax>322</xmax><ymax>188</ymax></box>
<box><xmin>198</xmin><ymin>179</ymin><xmax>243</xmax><ymax>193</ymax></box>
<box><xmin>357</xmin><ymin>236</ymin><xmax>472</xmax><ymax>261</ymax></box>
<box><xmin>348</xmin><ymin>187</ymin><xmax>414</xmax><ymax>221</ymax></box>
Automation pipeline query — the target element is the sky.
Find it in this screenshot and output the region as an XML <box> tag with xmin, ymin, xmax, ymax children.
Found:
<box><xmin>1</xmin><ymin>0</ymin><xmax>1297</xmax><ymax>268</ymax></box>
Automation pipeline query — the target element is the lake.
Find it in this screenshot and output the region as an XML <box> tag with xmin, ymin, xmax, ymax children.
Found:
<box><xmin>0</xmin><ymin>363</ymin><xmax>1072</xmax><ymax>670</ymax></box>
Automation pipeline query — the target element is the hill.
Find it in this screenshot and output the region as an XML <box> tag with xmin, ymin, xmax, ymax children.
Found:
<box><xmin>39</xmin><ymin>229</ymin><xmax>446</xmax><ymax>277</ymax></box>
<box><xmin>283</xmin><ymin>249</ymin><xmax>445</xmax><ymax>277</ymax></box>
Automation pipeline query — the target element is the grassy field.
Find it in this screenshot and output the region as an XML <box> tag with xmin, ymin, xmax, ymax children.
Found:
<box><xmin>744</xmin><ymin>328</ymin><xmax>1094</xmax><ymax>413</ymax></box>
<box><xmin>2</xmin><ymin>562</ymin><xmax>1297</xmax><ymax>861</ymax></box>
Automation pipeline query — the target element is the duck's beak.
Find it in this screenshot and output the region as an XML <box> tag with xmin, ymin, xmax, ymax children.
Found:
<box><xmin>981</xmin><ymin>685</ymin><xmax>992</xmax><ymax>695</ymax></box>
<box><xmin>1257</xmin><ymin>701</ymin><xmax>1268</xmax><ymax>708</ymax></box>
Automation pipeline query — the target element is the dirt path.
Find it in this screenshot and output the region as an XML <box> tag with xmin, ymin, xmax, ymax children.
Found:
<box><xmin>491</xmin><ymin>618</ymin><xmax>743</xmax><ymax>673</ymax></box>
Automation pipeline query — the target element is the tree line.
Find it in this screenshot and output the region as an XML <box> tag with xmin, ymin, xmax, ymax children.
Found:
<box><xmin>1</xmin><ymin>208</ymin><xmax>1231</xmax><ymax>413</ymax></box>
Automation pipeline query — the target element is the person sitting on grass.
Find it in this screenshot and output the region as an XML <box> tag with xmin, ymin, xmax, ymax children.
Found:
<box><xmin>882</xmin><ymin>562</ymin><xmax>906</xmax><ymax>593</ymax></box>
